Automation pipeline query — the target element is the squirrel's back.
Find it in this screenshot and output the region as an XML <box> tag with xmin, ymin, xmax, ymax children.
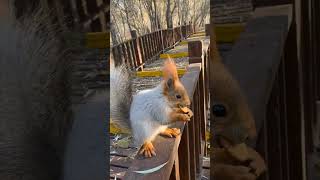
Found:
<box><xmin>0</xmin><ymin>8</ymin><xmax>73</xmax><ymax>180</ymax></box>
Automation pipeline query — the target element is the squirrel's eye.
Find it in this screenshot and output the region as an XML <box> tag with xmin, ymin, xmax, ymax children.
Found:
<box><xmin>212</xmin><ymin>104</ymin><xmax>226</xmax><ymax>117</ymax></box>
<box><xmin>176</xmin><ymin>94</ymin><xmax>182</xmax><ymax>99</ymax></box>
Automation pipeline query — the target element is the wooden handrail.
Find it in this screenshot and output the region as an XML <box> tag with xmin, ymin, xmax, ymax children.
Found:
<box><xmin>213</xmin><ymin>4</ymin><xmax>302</xmax><ymax>180</ymax></box>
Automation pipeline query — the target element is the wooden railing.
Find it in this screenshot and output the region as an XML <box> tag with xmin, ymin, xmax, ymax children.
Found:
<box><xmin>119</xmin><ymin>38</ymin><xmax>210</xmax><ymax>180</ymax></box>
<box><xmin>111</xmin><ymin>24</ymin><xmax>193</xmax><ymax>70</ymax></box>
<box><xmin>213</xmin><ymin>4</ymin><xmax>316</xmax><ymax>180</ymax></box>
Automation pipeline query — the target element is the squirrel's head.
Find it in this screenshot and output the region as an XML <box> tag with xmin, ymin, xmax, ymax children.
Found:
<box><xmin>212</xmin><ymin>63</ymin><xmax>257</xmax><ymax>147</ymax></box>
<box><xmin>162</xmin><ymin>58</ymin><xmax>190</xmax><ymax>108</ymax></box>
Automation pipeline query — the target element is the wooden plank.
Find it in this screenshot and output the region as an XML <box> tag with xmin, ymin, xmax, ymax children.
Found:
<box><xmin>110</xmin><ymin>165</ymin><xmax>127</xmax><ymax>180</ymax></box>
<box><xmin>129</xmin><ymin>40</ymin><xmax>138</xmax><ymax>68</ymax></box>
<box><xmin>189</xmin><ymin>102</ymin><xmax>197</xmax><ymax>179</ymax></box>
<box><xmin>169</xmin><ymin>154</ymin><xmax>180</xmax><ymax>180</ymax></box>
<box><xmin>110</xmin><ymin>147</ymin><xmax>138</xmax><ymax>158</ymax></box>
<box><xmin>188</xmin><ymin>41</ymin><xmax>203</xmax><ymax>64</ymax></box>
<box><xmin>278</xmin><ymin>58</ymin><xmax>290</xmax><ymax>180</ymax></box>
<box><xmin>223</xmin><ymin>8</ymin><xmax>290</xmax><ymax>144</ymax></box>
<box><xmin>266</xmin><ymin>74</ymin><xmax>284</xmax><ymax>180</ymax></box>
<box><xmin>179</xmin><ymin>123</ymin><xmax>191</xmax><ymax>180</ymax></box>
<box><xmin>125</xmin><ymin>42</ymin><xmax>134</xmax><ymax>69</ymax></box>
<box><xmin>151</xmin><ymin>33</ymin><xmax>156</xmax><ymax>56</ymax></box>
<box><xmin>139</xmin><ymin>37</ymin><xmax>146</xmax><ymax>63</ymax></box>
<box><xmin>146</xmin><ymin>34</ymin><xmax>152</xmax><ymax>59</ymax></box>
<box><xmin>284</xmin><ymin>2</ymin><xmax>307</xmax><ymax>180</ymax></box>
<box><xmin>110</xmin><ymin>155</ymin><xmax>134</xmax><ymax>168</ymax></box>
<box><xmin>194</xmin><ymin>87</ymin><xmax>201</xmax><ymax>174</ymax></box>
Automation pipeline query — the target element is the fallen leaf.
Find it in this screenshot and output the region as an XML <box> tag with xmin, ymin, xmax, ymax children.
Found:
<box><xmin>114</xmin><ymin>136</ymin><xmax>131</xmax><ymax>148</ymax></box>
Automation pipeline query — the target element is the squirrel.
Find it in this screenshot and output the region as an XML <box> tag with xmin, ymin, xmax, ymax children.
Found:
<box><xmin>110</xmin><ymin>58</ymin><xmax>193</xmax><ymax>158</ymax></box>
<box><xmin>210</xmin><ymin>25</ymin><xmax>257</xmax><ymax>147</ymax></box>
<box><xmin>209</xmin><ymin>23</ymin><xmax>267</xmax><ymax>179</ymax></box>
<box><xmin>0</xmin><ymin>6</ymin><xmax>73</xmax><ymax>180</ymax></box>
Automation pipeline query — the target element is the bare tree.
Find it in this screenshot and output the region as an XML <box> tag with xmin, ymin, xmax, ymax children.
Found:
<box><xmin>110</xmin><ymin>0</ymin><xmax>209</xmax><ymax>45</ymax></box>
<box><xmin>165</xmin><ymin>0</ymin><xmax>177</xmax><ymax>28</ymax></box>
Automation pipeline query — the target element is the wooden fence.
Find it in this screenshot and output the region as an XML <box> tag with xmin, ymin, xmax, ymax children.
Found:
<box><xmin>111</xmin><ymin>24</ymin><xmax>193</xmax><ymax>70</ymax></box>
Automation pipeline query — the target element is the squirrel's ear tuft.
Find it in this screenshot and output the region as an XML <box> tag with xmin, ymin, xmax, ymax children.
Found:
<box><xmin>166</xmin><ymin>77</ymin><xmax>174</xmax><ymax>90</ymax></box>
<box><xmin>163</xmin><ymin>58</ymin><xmax>178</xmax><ymax>82</ymax></box>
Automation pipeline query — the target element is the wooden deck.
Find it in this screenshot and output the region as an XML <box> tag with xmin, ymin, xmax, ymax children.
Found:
<box><xmin>110</xmin><ymin>29</ymin><xmax>211</xmax><ymax>180</ymax></box>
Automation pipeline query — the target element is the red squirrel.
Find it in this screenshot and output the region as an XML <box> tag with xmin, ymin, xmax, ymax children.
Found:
<box><xmin>209</xmin><ymin>24</ymin><xmax>267</xmax><ymax>179</ymax></box>
<box><xmin>110</xmin><ymin>58</ymin><xmax>193</xmax><ymax>158</ymax></box>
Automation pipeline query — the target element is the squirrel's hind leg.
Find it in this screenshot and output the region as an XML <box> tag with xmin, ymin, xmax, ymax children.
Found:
<box><xmin>139</xmin><ymin>141</ymin><xmax>156</xmax><ymax>158</ymax></box>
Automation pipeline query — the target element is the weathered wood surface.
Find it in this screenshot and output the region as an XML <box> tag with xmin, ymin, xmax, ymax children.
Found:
<box><xmin>223</xmin><ymin>6</ymin><xmax>291</xmax><ymax>144</ymax></box>
<box><xmin>64</xmin><ymin>90</ymin><xmax>108</xmax><ymax>180</ymax></box>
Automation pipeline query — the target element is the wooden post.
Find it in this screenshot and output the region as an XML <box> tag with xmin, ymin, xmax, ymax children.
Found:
<box><xmin>188</xmin><ymin>41</ymin><xmax>203</xmax><ymax>64</ymax></box>
<box><xmin>189</xmin><ymin>40</ymin><xmax>207</xmax><ymax>160</ymax></box>
<box><xmin>131</xmin><ymin>30</ymin><xmax>143</xmax><ymax>70</ymax></box>
<box><xmin>205</xmin><ymin>24</ymin><xmax>211</xmax><ymax>36</ymax></box>
<box><xmin>179</xmin><ymin>124</ymin><xmax>191</xmax><ymax>180</ymax></box>
<box><xmin>181</xmin><ymin>25</ymin><xmax>187</xmax><ymax>39</ymax></box>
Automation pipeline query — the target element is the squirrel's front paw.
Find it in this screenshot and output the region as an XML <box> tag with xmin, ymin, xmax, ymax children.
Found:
<box><xmin>181</xmin><ymin>113</ymin><xmax>192</xmax><ymax>121</ymax></box>
<box><xmin>170</xmin><ymin>111</ymin><xmax>191</xmax><ymax>122</ymax></box>
<box><xmin>180</xmin><ymin>107</ymin><xmax>194</xmax><ymax>118</ymax></box>
<box><xmin>139</xmin><ymin>141</ymin><xmax>156</xmax><ymax>158</ymax></box>
<box><xmin>160</xmin><ymin>128</ymin><xmax>181</xmax><ymax>138</ymax></box>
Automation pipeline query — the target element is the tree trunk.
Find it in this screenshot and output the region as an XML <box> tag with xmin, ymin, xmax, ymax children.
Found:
<box><xmin>123</xmin><ymin>1</ymin><xmax>133</xmax><ymax>38</ymax></box>
<box><xmin>166</xmin><ymin>0</ymin><xmax>173</xmax><ymax>28</ymax></box>
<box><xmin>153</xmin><ymin>0</ymin><xmax>161</xmax><ymax>30</ymax></box>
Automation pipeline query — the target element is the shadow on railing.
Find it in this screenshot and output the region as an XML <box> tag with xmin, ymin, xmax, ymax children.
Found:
<box><xmin>112</xmin><ymin>24</ymin><xmax>193</xmax><ymax>70</ymax></box>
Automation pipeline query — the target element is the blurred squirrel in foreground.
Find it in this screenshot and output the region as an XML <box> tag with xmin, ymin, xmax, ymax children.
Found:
<box><xmin>110</xmin><ymin>58</ymin><xmax>193</xmax><ymax>158</ymax></box>
<box><xmin>0</xmin><ymin>5</ymin><xmax>73</xmax><ymax>180</ymax></box>
<box><xmin>210</xmin><ymin>26</ymin><xmax>267</xmax><ymax>179</ymax></box>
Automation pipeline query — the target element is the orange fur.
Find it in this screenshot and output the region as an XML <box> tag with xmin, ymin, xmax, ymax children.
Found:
<box><xmin>163</xmin><ymin>58</ymin><xmax>179</xmax><ymax>82</ymax></box>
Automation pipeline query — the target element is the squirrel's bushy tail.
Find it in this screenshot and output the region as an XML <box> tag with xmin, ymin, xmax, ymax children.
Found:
<box><xmin>0</xmin><ymin>7</ymin><xmax>72</xmax><ymax>180</ymax></box>
<box><xmin>110</xmin><ymin>60</ymin><xmax>132</xmax><ymax>131</ymax></box>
